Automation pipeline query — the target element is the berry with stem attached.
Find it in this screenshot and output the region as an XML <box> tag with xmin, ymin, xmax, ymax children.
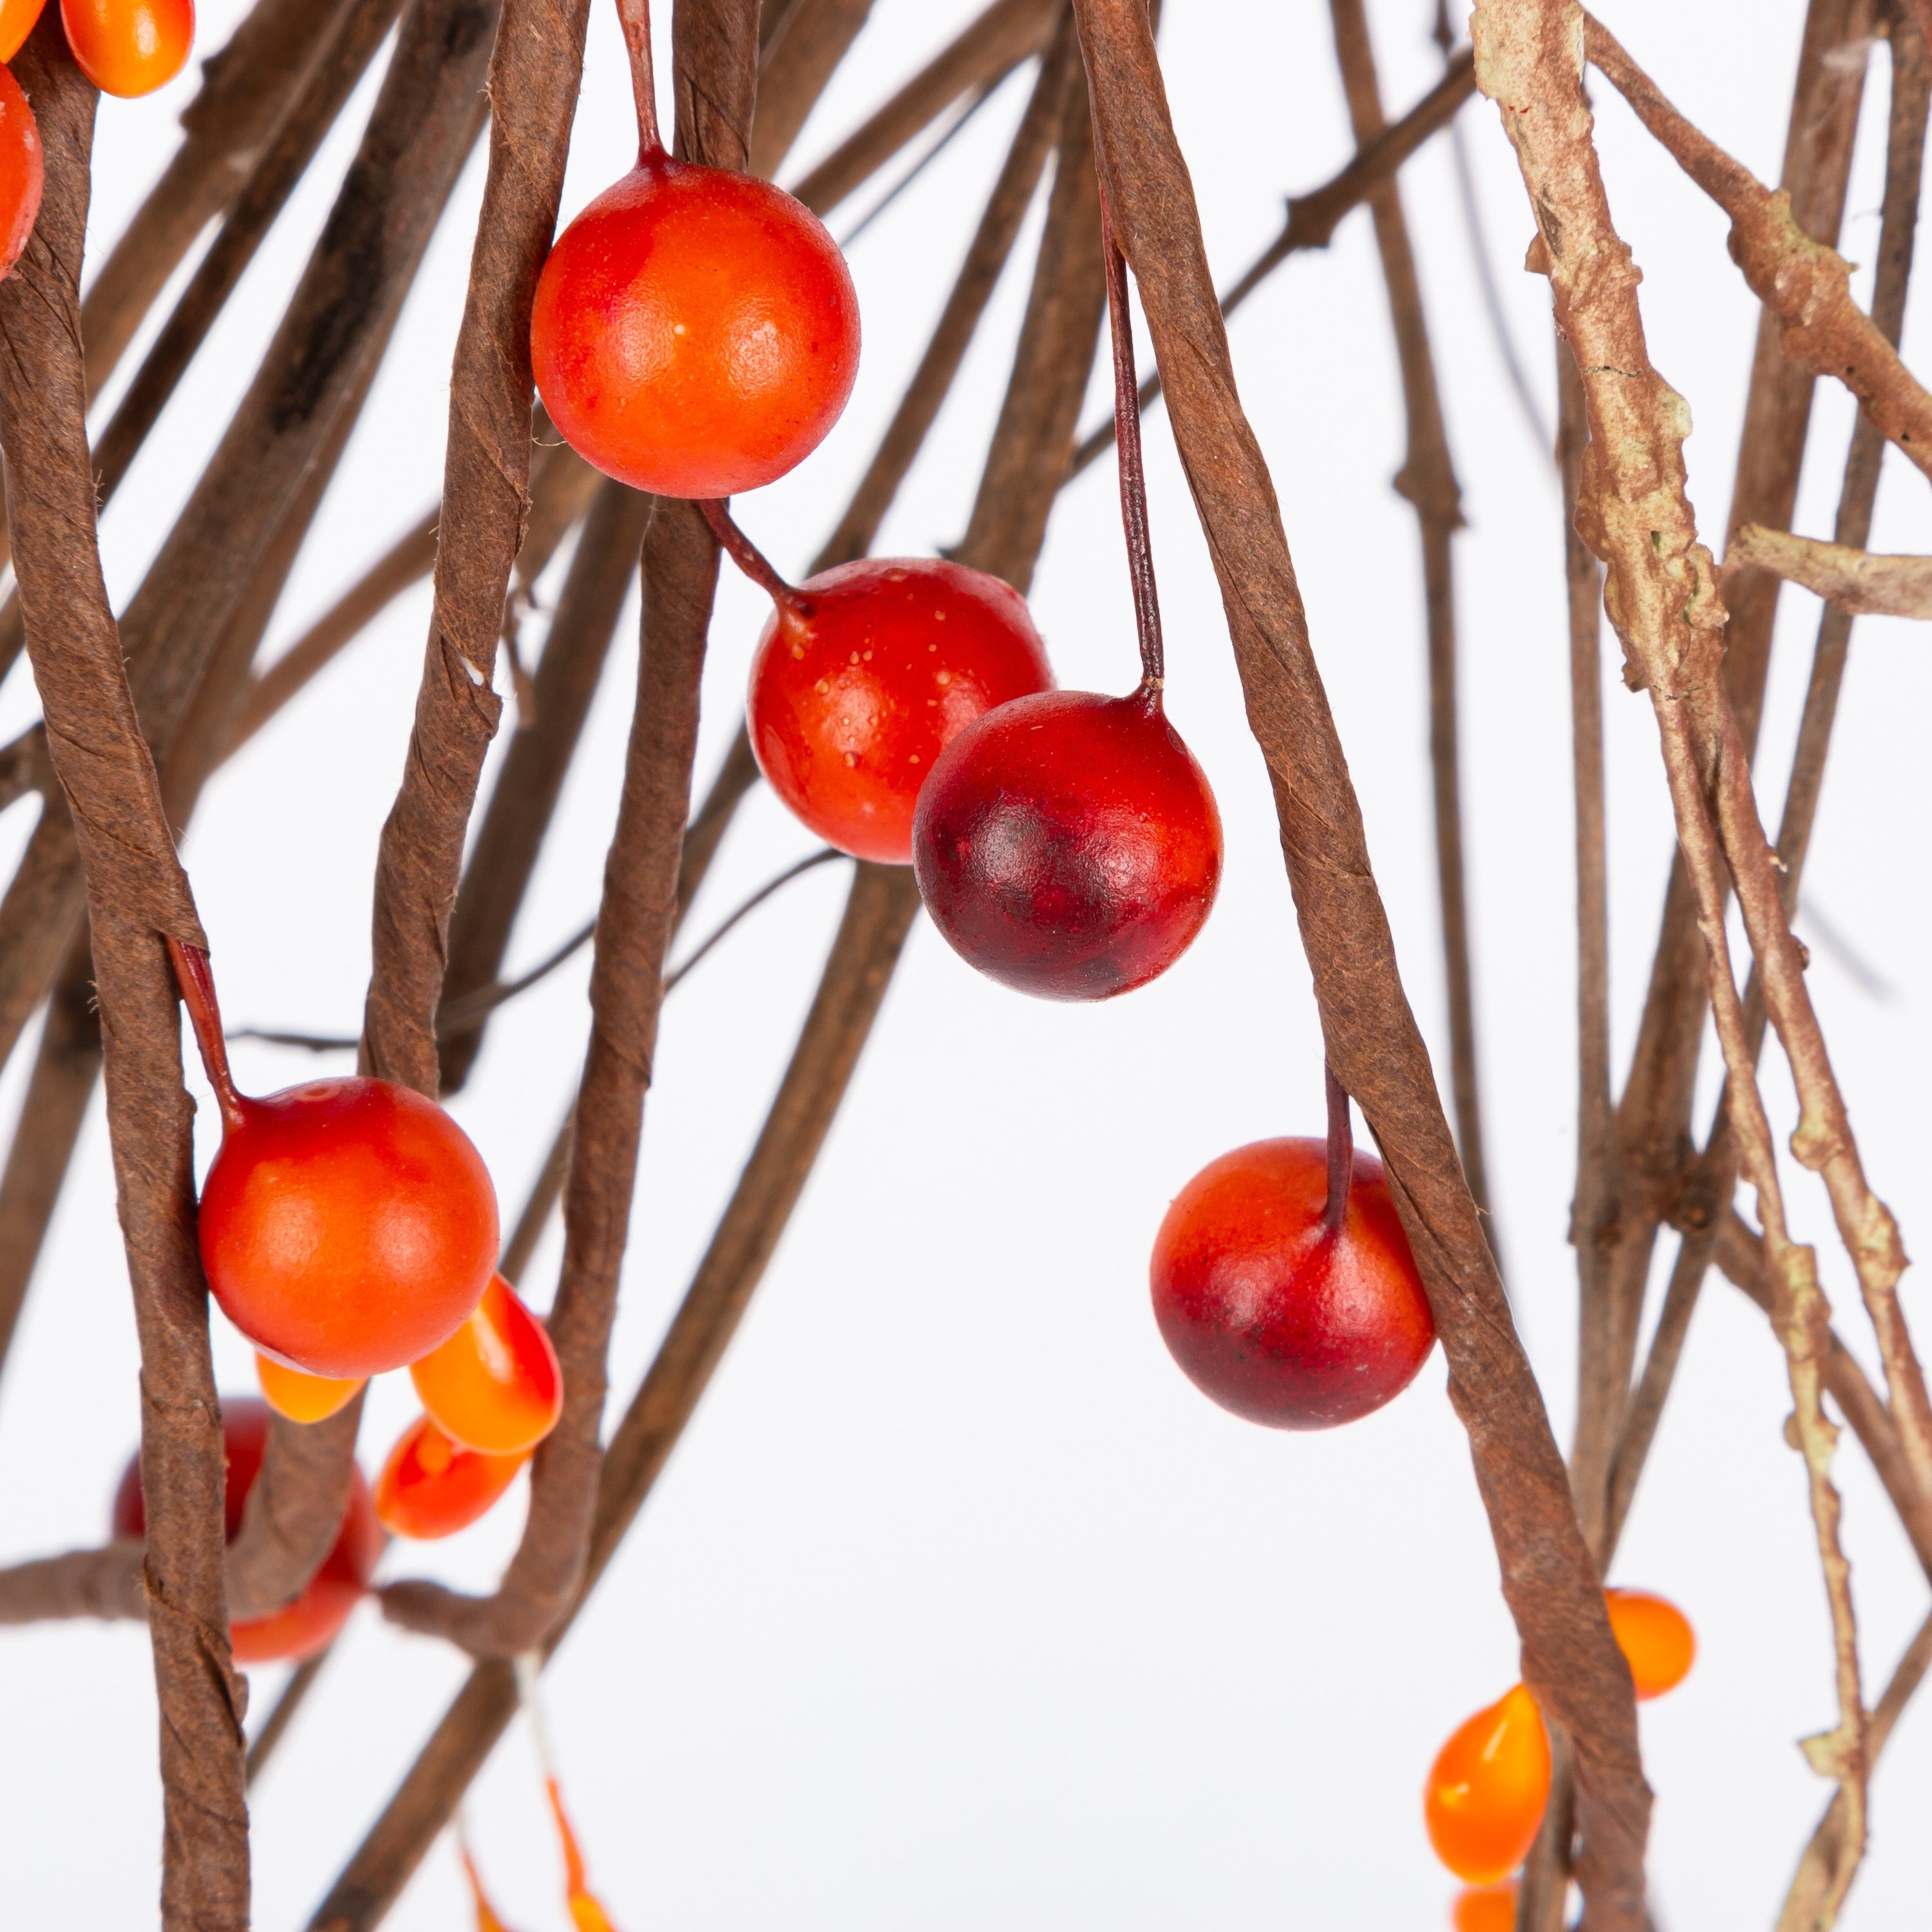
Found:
<box><xmin>169</xmin><ymin>939</ymin><xmax>499</xmax><ymax>1379</ymax></box>
<box><xmin>1423</xmin><ymin>1683</ymin><xmax>1551</xmax><ymax>1885</ymax></box>
<box><xmin>707</xmin><ymin>502</ymin><xmax>1054</xmax><ymax>863</ymax></box>
<box><xmin>61</xmin><ymin>0</ymin><xmax>193</xmax><ymax>97</ymax></box>
<box><xmin>1150</xmin><ymin>1069</ymin><xmax>1436</xmax><ymax>1428</ymax></box>
<box><xmin>111</xmin><ymin>1396</ymin><xmax>381</xmax><ymax>1665</ymax></box>
<box><xmin>0</xmin><ymin>59</ymin><xmax>41</xmax><ymax>281</ymax></box>
<box><xmin>912</xmin><ymin>186</ymin><xmax>1220</xmax><ymax>999</ymax></box>
<box><xmin>530</xmin><ymin>0</ymin><xmax>859</xmax><ymax>497</ymax></box>
<box><xmin>410</xmin><ymin>1271</ymin><xmax>562</xmax><ymax>1457</ymax></box>
<box><xmin>375</xmin><ymin>1413</ymin><xmax>527</xmax><ymax>1541</ymax></box>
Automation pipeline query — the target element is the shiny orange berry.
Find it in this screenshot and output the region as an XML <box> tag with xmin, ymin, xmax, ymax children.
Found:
<box><xmin>1605</xmin><ymin>1587</ymin><xmax>1696</xmax><ymax>1700</ymax></box>
<box><xmin>531</xmin><ymin>150</ymin><xmax>859</xmax><ymax>497</ymax></box>
<box><xmin>1452</xmin><ymin>1882</ymin><xmax>1518</xmax><ymax>1932</ymax></box>
<box><xmin>410</xmin><ymin>1272</ymin><xmax>562</xmax><ymax>1456</ymax></box>
<box><xmin>375</xmin><ymin>1413</ymin><xmax>526</xmax><ymax>1541</ymax></box>
<box><xmin>60</xmin><ymin>0</ymin><xmax>194</xmax><ymax>97</ymax></box>
<box><xmin>1425</xmin><ymin>1683</ymin><xmax>1551</xmax><ymax>1885</ymax></box>
<box><xmin>0</xmin><ymin>57</ymin><xmax>41</xmax><ymax>281</ymax></box>
<box><xmin>0</xmin><ymin>0</ymin><xmax>47</xmax><ymax>61</ymax></box>
<box><xmin>256</xmin><ymin>1351</ymin><xmax>365</xmax><ymax>1424</ymax></box>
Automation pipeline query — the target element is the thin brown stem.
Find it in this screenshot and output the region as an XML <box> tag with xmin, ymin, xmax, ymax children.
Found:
<box><xmin>1322</xmin><ymin>1063</ymin><xmax>1352</xmax><ymax>1235</ymax></box>
<box><xmin>618</xmin><ymin>0</ymin><xmax>663</xmax><ymax>157</ymax></box>
<box><xmin>1095</xmin><ymin>193</ymin><xmax>1163</xmax><ymax>688</ymax></box>
<box><xmin>164</xmin><ymin>940</ymin><xmax>246</xmax><ymax>1132</ymax></box>
<box><xmin>699</xmin><ymin>498</ymin><xmax>800</xmax><ymax>605</ymax></box>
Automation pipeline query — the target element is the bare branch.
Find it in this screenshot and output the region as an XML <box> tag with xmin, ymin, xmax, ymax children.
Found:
<box><xmin>1728</xmin><ymin>526</ymin><xmax>1932</xmax><ymax>618</ymax></box>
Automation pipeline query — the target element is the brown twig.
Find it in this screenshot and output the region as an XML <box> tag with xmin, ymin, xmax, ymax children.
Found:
<box><xmin>1727</xmin><ymin>527</ymin><xmax>1932</xmax><ymax>617</ymax></box>
<box><xmin>788</xmin><ymin>0</ymin><xmax>1058</xmax><ymax>216</ymax></box>
<box><xmin>1473</xmin><ymin>1</ymin><xmax>1866</xmax><ymax>1913</ymax></box>
<box><xmin>1067</xmin><ymin>48</ymin><xmax>1477</xmax><ymax>480</ymax></box>
<box><xmin>1325</xmin><ymin>0</ymin><xmax>1495</xmax><ymax>1263</ymax></box>
<box><xmin>0</xmin><ymin>20</ymin><xmax>245</xmax><ymax>1923</ymax></box>
<box><xmin>377</xmin><ymin>0</ymin><xmax>759</xmax><ymax>1658</ymax></box>
<box><xmin>1074</xmin><ymin>3</ymin><xmax>1649</xmax><ymax>1923</ymax></box>
<box><xmin>1583</xmin><ymin>10</ymin><xmax>1932</xmax><ymax>488</ymax></box>
<box><xmin>748</xmin><ymin>0</ymin><xmax>876</xmax><ymax>179</ymax></box>
<box><xmin>956</xmin><ymin>33</ymin><xmax>1104</xmax><ymax>594</ymax></box>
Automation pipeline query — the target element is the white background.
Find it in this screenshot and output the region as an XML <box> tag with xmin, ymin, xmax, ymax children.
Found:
<box><xmin>1</xmin><ymin>1</ymin><xmax>1929</xmax><ymax>1926</ymax></box>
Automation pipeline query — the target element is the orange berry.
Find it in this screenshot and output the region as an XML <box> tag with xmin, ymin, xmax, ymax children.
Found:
<box><xmin>1452</xmin><ymin>1882</ymin><xmax>1518</xmax><ymax>1932</ymax></box>
<box><xmin>375</xmin><ymin>1413</ymin><xmax>526</xmax><ymax>1540</ymax></box>
<box><xmin>1425</xmin><ymin>1683</ymin><xmax>1551</xmax><ymax>1885</ymax></box>
<box><xmin>60</xmin><ymin>0</ymin><xmax>193</xmax><ymax>97</ymax></box>
<box><xmin>1605</xmin><ymin>1587</ymin><xmax>1696</xmax><ymax>1700</ymax></box>
<box><xmin>410</xmin><ymin>1272</ymin><xmax>562</xmax><ymax>1456</ymax></box>
<box><xmin>256</xmin><ymin>1350</ymin><xmax>365</xmax><ymax>1424</ymax></box>
<box><xmin>0</xmin><ymin>57</ymin><xmax>41</xmax><ymax>281</ymax></box>
<box><xmin>0</xmin><ymin>0</ymin><xmax>48</xmax><ymax>62</ymax></box>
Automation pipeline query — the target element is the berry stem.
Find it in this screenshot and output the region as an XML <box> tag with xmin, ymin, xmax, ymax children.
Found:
<box><xmin>1323</xmin><ymin>1061</ymin><xmax>1354</xmax><ymax>1235</ymax></box>
<box><xmin>1097</xmin><ymin>186</ymin><xmax>1164</xmax><ymax>690</ymax></box>
<box><xmin>616</xmin><ymin>0</ymin><xmax>663</xmax><ymax>160</ymax></box>
<box><xmin>699</xmin><ymin>498</ymin><xmax>800</xmax><ymax>609</ymax></box>
<box><xmin>165</xmin><ymin>936</ymin><xmax>249</xmax><ymax>1133</ymax></box>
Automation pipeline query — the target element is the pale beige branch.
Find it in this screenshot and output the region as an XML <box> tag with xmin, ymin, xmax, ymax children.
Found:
<box><xmin>1730</xmin><ymin>525</ymin><xmax>1932</xmax><ymax>618</ymax></box>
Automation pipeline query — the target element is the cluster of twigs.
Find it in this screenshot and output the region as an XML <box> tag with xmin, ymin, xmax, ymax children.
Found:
<box><xmin>0</xmin><ymin>0</ymin><xmax>1927</xmax><ymax>1925</ymax></box>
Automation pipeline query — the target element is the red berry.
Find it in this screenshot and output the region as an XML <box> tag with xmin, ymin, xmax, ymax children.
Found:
<box><xmin>912</xmin><ymin>686</ymin><xmax>1222</xmax><ymax>999</ymax></box>
<box><xmin>199</xmin><ymin>1077</ymin><xmax>499</xmax><ymax>1380</ymax></box>
<box><xmin>532</xmin><ymin>152</ymin><xmax>859</xmax><ymax>498</ymax></box>
<box><xmin>61</xmin><ymin>0</ymin><xmax>193</xmax><ymax>97</ymax></box>
<box><xmin>375</xmin><ymin>1413</ymin><xmax>526</xmax><ymax>1541</ymax></box>
<box><xmin>746</xmin><ymin>558</ymin><xmax>1053</xmax><ymax>862</ymax></box>
<box><xmin>409</xmin><ymin>1271</ymin><xmax>562</xmax><ymax>1457</ymax></box>
<box><xmin>1150</xmin><ymin>1137</ymin><xmax>1435</xmax><ymax>1428</ymax></box>
<box><xmin>0</xmin><ymin>58</ymin><xmax>40</xmax><ymax>280</ymax></box>
<box><xmin>111</xmin><ymin>1396</ymin><xmax>381</xmax><ymax>1665</ymax></box>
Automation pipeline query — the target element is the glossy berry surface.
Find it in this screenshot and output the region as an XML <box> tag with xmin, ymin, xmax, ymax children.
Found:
<box><xmin>532</xmin><ymin>152</ymin><xmax>859</xmax><ymax>498</ymax></box>
<box><xmin>1150</xmin><ymin>1137</ymin><xmax>1435</xmax><ymax>1428</ymax></box>
<box><xmin>1452</xmin><ymin>1883</ymin><xmax>1519</xmax><ymax>1932</ymax></box>
<box><xmin>0</xmin><ymin>59</ymin><xmax>40</xmax><ymax>282</ymax></box>
<box><xmin>0</xmin><ymin>0</ymin><xmax>46</xmax><ymax>62</ymax></box>
<box><xmin>256</xmin><ymin>1351</ymin><xmax>364</xmax><ymax>1424</ymax></box>
<box><xmin>112</xmin><ymin>1396</ymin><xmax>380</xmax><ymax>1665</ymax></box>
<box><xmin>1605</xmin><ymin>1587</ymin><xmax>1696</xmax><ymax>1700</ymax></box>
<box><xmin>199</xmin><ymin>1075</ymin><xmax>498</xmax><ymax>1380</ymax></box>
<box><xmin>60</xmin><ymin>0</ymin><xmax>193</xmax><ymax>97</ymax></box>
<box><xmin>410</xmin><ymin>1271</ymin><xmax>562</xmax><ymax>1457</ymax></box>
<box><xmin>913</xmin><ymin>687</ymin><xmax>1221</xmax><ymax>1000</ymax></box>
<box><xmin>375</xmin><ymin>1413</ymin><xmax>526</xmax><ymax>1541</ymax></box>
<box><xmin>1425</xmin><ymin>1683</ymin><xmax>1551</xmax><ymax>1885</ymax></box>
<box><xmin>748</xmin><ymin>558</ymin><xmax>1052</xmax><ymax>863</ymax></box>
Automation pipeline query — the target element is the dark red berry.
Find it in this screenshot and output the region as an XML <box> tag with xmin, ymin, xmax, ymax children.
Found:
<box><xmin>911</xmin><ymin>685</ymin><xmax>1222</xmax><ymax>1000</ymax></box>
<box><xmin>1150</xmin><ymin>1137</ymin><xmax>1435</xmax><ymax>1429</ymax></box>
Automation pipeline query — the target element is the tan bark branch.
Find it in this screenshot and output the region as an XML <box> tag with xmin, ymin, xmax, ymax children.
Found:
<box><xmin>1473</xmin><ymin>1</ymin><xmax>1867</xmax><ymax>1911</ymax></box>
<box><xmin>1728</xmin><ymin>526</ymin><xmax>1932</xmax><ymax>618</ymax></box>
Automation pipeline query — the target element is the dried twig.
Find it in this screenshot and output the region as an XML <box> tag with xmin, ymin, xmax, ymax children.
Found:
<box><xmin>1584</xmin><ymin>12</ymin><xmax>1932</xmax><ymax>486</ymax></box>
<box><xmin>1067</xmin><ymin>48</ymin><xmax>1476</xmax><ymax>479</ymax></box>
<box><xmin>1073</xmin><ymin>3</ymin><xmax>1649</xmax><ymax>1922</ymax></box>
<box><xmin>0</xmin><ymin>21</ymin><xmax>245</xmax><ymax>1922</ymax></box>
<box><xmin>1727</xmin><ymin>527</ymin><xmax>1932</xmax><ymax>617</ymax></box>
<box><xmin>748</xmin><ymin>0</ymin><xmax>875</xmax><ymax>178</ymax></box>
<box><xmin>1473</xmin><ymin>1</ymin><xmax>1868</xmax><ymax>1912</ymax></box>
<box><xmin>1325</xmin><ymin>0</ymin><xmax>1496</xmax><ymax>1263</ymax></box>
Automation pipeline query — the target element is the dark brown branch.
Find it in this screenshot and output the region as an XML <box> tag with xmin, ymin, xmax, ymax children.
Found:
<box><xmin>1325</xmin><ymin>0</ymin><xmax>1494</xmax><ymax>1264</ymax></box>
<box><xmin>1072</xmin><ymin>5</ymin><xmax>1649</xmax><ymax>1924</ymax></box>
<box><xmin>1067</xmin><ymin>48</ymin><xmax>1476</xmax><ymax>482</ymax></box>
<box><xmin>0</xmin><ymin>19</ymin><xmax>245</xmax><ymax>1923</ymax></box>
<box><xmin>377</xmin><ymin>1</ymin><xmax>759</xmax><ymax>1656</ymax></box>
<box><xmin>956</xmin><ymin>36</ymin><xmax>1104</xmax><ymax>594</ymax></box>
<box><xmin>0</xmin><ymin>1539</ymin><xmax>146</xmax><ymax>1622</ymax></box>
<box><xmin>307</xmin><ymin>861</ymin><xmax>923</xmax><ymax>1932</ymax></box>
<box><xmin>789</xmin><ymin>0</ymin><xmax>1057</xmax><ymax>216</ymax></box>
<box><xmin>0</xmin><ymin>0</ymin><xmax>500</xmax><ymax>1088</ymax></box>
<box><xmin>360</xmin><ymin>0</ymin><xmax>594</xmax><ymax>1094</ymax></box>
<box><xmin>247</xmin><ymin>1652</ymin><xmax>330</xmax><ymax>1787</ymax></box>
<box><xmin>748</xmin><ymin>0</ymin><xmax>875</xmax><ymax>179</ymax></box>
